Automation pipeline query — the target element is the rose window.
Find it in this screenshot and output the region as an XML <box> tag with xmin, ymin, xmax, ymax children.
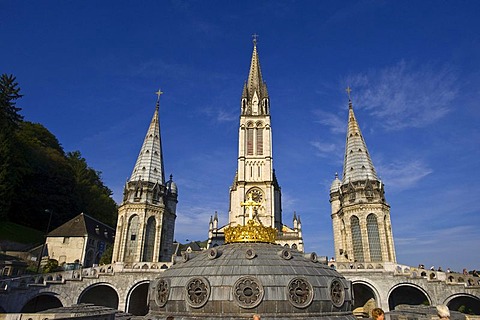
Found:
<box><xmin>330</xmin><ymin>278</ymin><xmax>345</xmax><ymax>307</ymax></box>
<box><xmin>185</xmin><ymin>277</ymin><xmax>210</xmax><ymax>308</ymax></box>
<box><xmin>155</xmin><ymin>278</ymin><xmax>169</xmax><ymax>307</ymax></box>
<box><xmin>287</xmin><ymin>277</ymin><xmax>314</xmax><ymax>308</ymax></box>
<box><xmin>233</xmin><ymin>276</ymin><xmax>264</xmax><ymax>308</ymax></box>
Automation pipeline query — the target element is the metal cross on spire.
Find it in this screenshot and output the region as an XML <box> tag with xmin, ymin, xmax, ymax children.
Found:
<box><xmin>252</xmin><ymin>33</ymin><xmax>259</xmax><ymax>46</ymax></box>
<box><xmin>155</xmin><ymin>89</ymin><xmax>163</xmax><ymax>110</ymax></box>
<box><xmin>346</xmin><ymin>86</ymin><xmax>352</xmax><ymax>101</ymax></box>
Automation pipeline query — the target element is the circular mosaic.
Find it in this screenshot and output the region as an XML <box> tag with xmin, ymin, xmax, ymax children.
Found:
<box><xmin>154</xmin><ymin>278</ymin><xmax>170</xmax><ymax>307</ymax></box>
<box><xmin>185</xmin><ymin>277</ymin><xmax>210</xmax><ymax>308</ymax></box>
<box><xmin>287</xmin><ymin>277</ymin><xmax>314</xmax><ymax>308</ymax></box>
<box><xmin>330</xmin><ymin>278</ymin><xmax>345</xmax><ymax>308</ymax></box>
<box><xmin>233</xmin><ymin>276</ymin><xmax>264</xmax><ymax>308</ymax></box>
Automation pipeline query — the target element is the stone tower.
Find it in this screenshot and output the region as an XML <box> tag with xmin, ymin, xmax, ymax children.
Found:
<box><xmin>112</xmin><ymin>94</ymin><xmax>178</xmax><ymax>264</ymax></box>
<box><xmin>208</xmin><ymin>40</ymin><xmax>303</xmax><ymax>250</ymax></box>
<box><xmin>329</xmin><ymin>97</ymin><xmax>396</xmax><ymax>265</ymax></box>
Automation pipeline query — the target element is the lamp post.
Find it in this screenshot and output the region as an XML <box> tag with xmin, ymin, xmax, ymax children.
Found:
<box><xmin>36</xmin><ymin>209</ymin><xmax>53</xmax><ymax>273</ymax></box>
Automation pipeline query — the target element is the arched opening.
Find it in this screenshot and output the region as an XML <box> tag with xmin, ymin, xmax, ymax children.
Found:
<box><xmin>366</xmin><ymin>214</ymin><xmax>382</xmax><ymax>261</ymax></box>
<box><xmin>447</xmin><ymin>295</ymin><xmax>480</xmax><ymax>315</ymax></box>
<box><xmin>127</xmin><ymin>281</ymin><xmax>150</xmax><ymax>316</ymax></box>
<box><xmin>124</xmin><ymin>215</ymin><xmax>140</xmax><ymax>263</ymax></box>
<box><xmin>21</xmin><ymin>294</ymin><xmax>63</xmax><ymax>312</ymax></box>
<box><xmin>353</xmin><ymin>282</ymin><xmax>378</xmax><ymax>315</ymax></box>
<box><xmin>351</xmin><ymin>215</ymin><xmax>364</xmax><ymax>261</ymax></box>
<box><xmin>388</xmin><ymin>284</ymin><xmax>430</xmax><ymax>310</ymax></box>
<box><xmin>143</xmin><ymin>216</ymin><xmax>156</xmax><ymax>262</ymax></box>
<box><xmin>78</xmin><ymin>284</ymin><xmax>119</xmax><ymax>309</ymax></box>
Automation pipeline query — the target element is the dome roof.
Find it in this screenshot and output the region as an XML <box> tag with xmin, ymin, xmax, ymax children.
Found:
<box><xmin>330</xmin><ymin>173</ymin><xmax>342</xmax><ymax>193</ymax></box>
<box><xmin>148</xmin><ymin>243</ymin><xmax>354</xmax><ymax>319</ymax></box>
<box><xmin>166</xmin><ymin>175</ymin><xmax>178</xmax><ymax>195</ymax></box>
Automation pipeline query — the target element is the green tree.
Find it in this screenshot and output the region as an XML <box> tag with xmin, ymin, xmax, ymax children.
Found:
<box><xmin>0</xmin><ymin>74</ymin><xmax>23</xmax><ymax>128</ymax></box>
<box><xmin>10</xmin><ymin>122</ymin><xmax>76</xmax><ymax>230</ymax></box>
<box><xmin>99</xmin><ymin>244</ymin><xmax>113</xmax><ymax>265</ymax></box>
<box><xmin>43</xmin><ymin>259</ymin><xmax>60</xmax><ymax>273</ymax></box>
<box><xmin>66</xmin><ymin>151</ymin><xmax>117</xmax><ymax>226</ymax></box>
<box><xmin>0</xmin><ymin>75</ymin><xmax>117</xmax><ymax>234</ymax></box>
<box><xmin>0</xmin><ymin>74</ymin><xmax>23</xmax><ymax>220</ymax></box>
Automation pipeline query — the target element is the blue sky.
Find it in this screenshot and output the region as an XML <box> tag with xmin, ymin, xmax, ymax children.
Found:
<box><xmin>2</xmin><ymin>1</ymin><xmax>480</xmax><ymax>272</ymax></box>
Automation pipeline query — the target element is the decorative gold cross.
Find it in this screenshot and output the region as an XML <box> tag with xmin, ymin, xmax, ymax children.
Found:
<box><xmin>241</xmin><ymin>193</ymin><xmax>261</xmax><ymax>220</ymax></box>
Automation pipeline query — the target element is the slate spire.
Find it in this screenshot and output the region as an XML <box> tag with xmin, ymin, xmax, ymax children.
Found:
<box><xmin>130</xmin><ymin>97</ymin><xmax>165</xmax><ymax>185</ymax></box>
<box><xmin>342</xmin><ymin>99</ymin><xmax>378</xmax><ymax>183</ymax></box>
<box><xmin>242</xmin><ymin>38</ymin><xmax>269</xmax><ymax>111</ymax></box>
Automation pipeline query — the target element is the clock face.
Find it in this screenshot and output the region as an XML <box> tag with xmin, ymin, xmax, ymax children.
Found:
<box><xmin>247</xmin><ymin>189</ymin><xmax>263</xmax><ymax>203</ymax></box>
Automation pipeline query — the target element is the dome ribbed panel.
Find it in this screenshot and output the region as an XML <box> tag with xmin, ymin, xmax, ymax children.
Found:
<box><xmin>130</xmin><ymin>107</ymin><xmax>165</xmax><ymax>184</ymax></box>
<box><xmin>342</xmin><ymin>105</ymin><xmax>378</xmax><ymax>183</ymax></box>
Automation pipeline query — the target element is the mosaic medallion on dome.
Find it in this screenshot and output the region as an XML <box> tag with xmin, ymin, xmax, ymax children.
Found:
<box><xmin>233</xmin><ymin>276</ymin><xmax>264</xmax><ymax>308</ymax></box>
<box><xmin>287</xmin><ymin>277</ymin><xmax>314</xmax><ymax>308</ymax></box>
<box><xmin>154</xmin><ymin>278</ymin><xmax>169</xmax><ymax>307</ymax></box>
<box><xmin>330</xmin><ymin>278</ymin><xmax>345</xmax><ymax>307</ymax></box>
<box><xmin>185</xmin><ymin>277</ymin><xmax>210</xmax><ymax>308</ymax></box>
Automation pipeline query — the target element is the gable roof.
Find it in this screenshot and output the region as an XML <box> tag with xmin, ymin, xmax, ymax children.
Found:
<box><xmin>47</xmin><ymin>213</ymin><xmax>115</xmax><ymax>242</ymax></box>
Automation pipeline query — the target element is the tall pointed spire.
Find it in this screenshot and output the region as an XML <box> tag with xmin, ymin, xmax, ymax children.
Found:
<box><xmin>244</xmin><ymin>36</ymin><xmax>269</xmax><ymax>102</ymax></box>
<box><xmin>342</xmin><ymin>94</ymin><xmax>378</xmax><ymax>183</ymax></box>
<box><xmin>130</xmin><ymin>91</ymin><xmax>165</xmax><ymax>184</ymax></box>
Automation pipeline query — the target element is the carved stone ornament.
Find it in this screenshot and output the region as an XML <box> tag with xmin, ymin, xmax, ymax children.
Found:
<box><xmin>233</xmin><ymin>276</ymin><xmax>264</xmax><ymax>308</ymax></box>
<box><xmin>245</xmin><ymin>247</ymin><xmax>256</xmax><ymax>259</ymax></box>
<box><xmin>185</xmin><ymin>277</ymin><xmax>210</xmax><ymax>308</ymax></box>
<box><xmin>330</xmin><ymin>278</ymin><xmax>345</xmax><ymax>307</ymax></box>
<box><xmin>154</xmin><ymin>278</ymin><xmax>170</xmax><ymax>307</ymax></box>
<box><xmin>287</xmin><ymin>277</ymin><xmax>314</xmax><ymax>308</ymax></box>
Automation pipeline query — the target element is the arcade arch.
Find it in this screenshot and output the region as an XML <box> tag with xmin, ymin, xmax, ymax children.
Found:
<box><xmin>126</xmin><ymin>280</ymin><xmax>150</xmax><ymax>315</ymax></box>
<box><xmin>388</xmin><ymin>283</ymin><xmax>431</xmax><ymax>310</ymax></box>
<box><xmin>445</xmin><ymin>294</ymin><xmax>480</xmax><ymax>315</ymax></box>
<box><xmin>21</xmin><ymin>293</ymin><xmax>63</xmax><ymax>312</ymax></box>
<box><xmin>352</xmin><ymin>281</ymin><xmax>381</xmax><ymax>310</ymax></box>
<box><xmin>78</xmin><ymin>283</ymin><xmax>119</xmax><ymax>309</ymax></box>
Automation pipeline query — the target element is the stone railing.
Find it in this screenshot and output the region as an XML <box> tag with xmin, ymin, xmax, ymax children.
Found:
<box><xmin>0</xmin><ymin>261</ymin><xmax>172</xmax><ymax>293</ymax></box>
<box><xmin>331</xmin><ymin>262</ymin><xmax>480</xmax><ymax>287</ymax></box>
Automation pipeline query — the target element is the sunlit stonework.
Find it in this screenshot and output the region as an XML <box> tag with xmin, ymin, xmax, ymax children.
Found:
<box><xmin>224</xmin><ymin>220</ymin><xmax>277</xmax><ymax>244</ymax></box>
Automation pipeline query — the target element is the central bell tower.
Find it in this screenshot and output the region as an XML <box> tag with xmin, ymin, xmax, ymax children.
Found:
<box><xmin>208</xmin><ymin>39</ymin><xmax>303</xmax><ymax>251</ymax></box>
<box><xmin>228</xmin><ymin>39</ymin><xmax>281</xmax><ymax>231</ymax></box>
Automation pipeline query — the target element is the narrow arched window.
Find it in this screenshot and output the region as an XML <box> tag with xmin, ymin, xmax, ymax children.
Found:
<box><xmin>256</xmin><ymin>127</ymin><xmax>263</xmax><ymax>155</ymax></box>
<box><xmin>247</xmin><ymin>126</ymin><xmax>254</xmax><ymax>155</ymax></box>
<box><xmin>367</xmin><ymin>214</ymin><xmax>382</xmax><ymax>261</ymax></box>
<box><xmin>143</xmin><ymin>216</ymin><xmax>156</xmax><ymax>262</ymax></box>
<box><xmin>351</xmin><ymin>216</ymin><xmax>364</xmax><ymax>262</ymax></box>
<box><xmin>124</xmin><ymin>215</ymin><xmax>140</xmax><ymax>263</ymax></box>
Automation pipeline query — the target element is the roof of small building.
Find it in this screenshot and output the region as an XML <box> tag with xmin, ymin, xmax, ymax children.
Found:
<box><xmin>47</xmin><ymin>213</ymin><xmax>115</xmax><ymax>242</ymax></box>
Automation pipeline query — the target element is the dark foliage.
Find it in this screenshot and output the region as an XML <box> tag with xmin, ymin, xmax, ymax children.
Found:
<box><xmin>0</xmin><ymin>74</ymin><xmax>117</xmax><ymax>233</ymax></box>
